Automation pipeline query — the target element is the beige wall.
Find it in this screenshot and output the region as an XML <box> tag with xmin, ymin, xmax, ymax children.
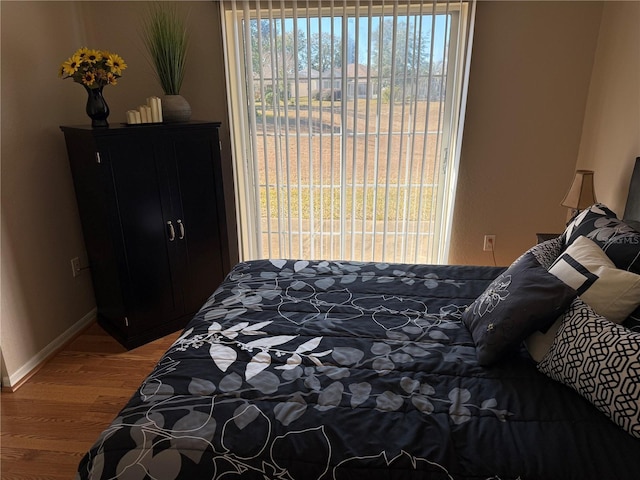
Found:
<box><xmin>576</xmin><ymin>1</ymin><xmax>640</xmax><ymax>215</ymax></box>
<box><xmin>0</xmin><ymin>1</ymin><xmax>232</xmax><ymax>387</ymax></box>
<box><xmin>1</xmin><ymin>0</ymin><xmax>633</xmax><ymax>387</ymax></box>
<box><xmin>449</xmin><ymin>1</ymin><xmax>603</xmax><ymax>266</ymax></box>
<box><xmin>1</xmin><ymin>2</ymin><xmax>96</xmax><ymax>386</ymax></box>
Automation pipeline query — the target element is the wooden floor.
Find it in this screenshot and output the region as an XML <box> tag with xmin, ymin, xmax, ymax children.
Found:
<box><xmin>0</xmin><ymin>323</ymin><xmax>179</xmax><ymax>480</ymax></box>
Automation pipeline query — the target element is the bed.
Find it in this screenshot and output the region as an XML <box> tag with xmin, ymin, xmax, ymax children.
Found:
<box><xmin>76</xmin><ymin>159</ymin><xmax>640</xmax><ymax>480</ymax></box>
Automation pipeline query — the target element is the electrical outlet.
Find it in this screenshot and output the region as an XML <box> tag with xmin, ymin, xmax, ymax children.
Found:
<box><xmin>71</xmin><ymin>257</ymin><xmax>81</xmax><ymax>277</ymax></box>
<box><xmin>483</xmin><ymin>235</ymin><xmax>496</xmax><ymax>252</ymax></box>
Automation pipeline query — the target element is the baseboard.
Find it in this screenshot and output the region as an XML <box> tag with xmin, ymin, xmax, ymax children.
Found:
<box><xmin>2</xmin><ymin>308</ymin><xmax>97</xmax><ymax>391</ymax></box>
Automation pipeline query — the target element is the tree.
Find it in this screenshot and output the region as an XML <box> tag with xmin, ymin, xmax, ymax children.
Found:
<box><xmin>309</xmin><ymin>31</ymin><xmax>342</xmax><ymax>73</ymax></box>
<box><xmin>250</xmin><ymin>19</ymin><xmax>272</xmax><ymax>77</ymax></box>
<box><xmin>283</xmin><ymin>29</ymin><xmax>308</xmax><ymax>75</ymax></box>
<box><xmin>372</xmin><ymin>16</ymin><xmax>432</xmax><ymax>96</ymax></box>
<box><xmin>250</xmin><ymin>19</ymin><xmax>308</xmax><ymax>102</ymax></box>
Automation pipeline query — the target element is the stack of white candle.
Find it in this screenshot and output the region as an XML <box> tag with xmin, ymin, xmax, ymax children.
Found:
<box><xmin>126</xmin><ymin>97</ymin><xmax>163</xmax><ymax>124</ymax></box>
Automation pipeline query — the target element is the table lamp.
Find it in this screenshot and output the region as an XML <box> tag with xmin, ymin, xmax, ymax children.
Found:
<box><xmin>561</xmin><ymin>169</ymin><xmax>596</xmax><ymax>217</ymax></box>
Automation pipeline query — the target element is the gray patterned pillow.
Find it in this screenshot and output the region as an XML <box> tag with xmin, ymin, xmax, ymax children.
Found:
<box><xmin>513</xmin><ymin>236</ymin><xmax>564</xmax><ymax>270</ymax></box>
<box><xmin>538</xmin><ymin>298</ymin><xmax>640</xmax><ymax>438</ymax></box>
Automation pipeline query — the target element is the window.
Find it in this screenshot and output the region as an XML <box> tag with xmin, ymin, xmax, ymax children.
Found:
<box><xmin>222</xmin><ymin>0</ymin><xmax>475</xmax><ymax>263</ymax></box>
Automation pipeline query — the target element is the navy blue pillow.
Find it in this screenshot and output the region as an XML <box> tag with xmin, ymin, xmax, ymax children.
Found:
<box><xmin>462</xmin><ymin>253</ymin><xmax>577</xmax><ymax>366</ymax></box>
<box><xmin>623</xmin><ymin>307</ymin><xmax>640</xmax><ymax>333</ymax></box>
<box><xmin>563</xmin><ymin>204</ymin><xmax>640</xmax><ymax>274</ymax></box>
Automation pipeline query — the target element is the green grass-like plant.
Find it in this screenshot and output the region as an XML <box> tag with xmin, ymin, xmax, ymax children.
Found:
<box><xmin>141</xmin><ymin>3</ymin><xmax>189</xmax><ymax>95</ymax></box>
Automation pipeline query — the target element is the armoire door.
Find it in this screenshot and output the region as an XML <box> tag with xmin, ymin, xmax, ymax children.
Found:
<box><xmin>165</xmin><ymin>127</ymin><xmax>226</xmax><ymax>314</ymax></box>
<box><xmin>99</xmin><ymin>134</ymin><xmax>184</xmax><ymax>334</ymax></box>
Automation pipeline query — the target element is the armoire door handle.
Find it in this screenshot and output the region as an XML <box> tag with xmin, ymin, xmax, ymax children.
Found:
<box><xmin>177</xmin><ymin>219</ymin><xmax>185</xmax><ymax>240</ymax></box>
<box><xmin>167</xmin><ymin>221</ymin><xmax>176</xmax><ymax>241</ymax></box>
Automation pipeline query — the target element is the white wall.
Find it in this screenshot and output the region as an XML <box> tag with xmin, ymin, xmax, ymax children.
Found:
<box><xmin>575</xmin><ymin>1</ymin><xmax>640</xmax><ymax>215</ymax></box>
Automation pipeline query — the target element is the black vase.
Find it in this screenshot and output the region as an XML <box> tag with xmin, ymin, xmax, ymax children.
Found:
<box><xmin>85</xmin><ymin>85</ymin><xmax>109</xmax><ymax>128</ymax></box>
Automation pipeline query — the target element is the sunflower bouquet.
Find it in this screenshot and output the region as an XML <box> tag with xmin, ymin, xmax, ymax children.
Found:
<box><xmin>59</xmin><ymin>47</ymin><xmax>127</xmax><ymax>89</ymax></box>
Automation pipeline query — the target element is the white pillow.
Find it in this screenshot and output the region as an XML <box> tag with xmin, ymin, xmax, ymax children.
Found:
<box><xmin>551</xmin><ymin>236</ymin><xmax>640</xmax><ymax>322</ymax></box>
<box><xmin>526</xmin><ymin>235</ymin><xmax>640</xmax><ymax>362</ymax></box>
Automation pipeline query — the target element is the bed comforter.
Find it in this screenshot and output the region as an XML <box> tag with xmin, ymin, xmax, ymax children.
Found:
<box><xmin>77</xmin><ymin>259</ymin><xmax>640</xmax><ymax>480</ymax></box>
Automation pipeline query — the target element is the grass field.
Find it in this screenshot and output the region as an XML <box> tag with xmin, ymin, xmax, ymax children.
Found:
<box><xmin>244</xmin><ymin>98</ymin><xmax>446</xmax><ymax>262</ymax></box>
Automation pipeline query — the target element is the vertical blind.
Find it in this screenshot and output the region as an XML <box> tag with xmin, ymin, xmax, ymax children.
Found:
<box><xmin>222</xmin><ymin>0</ymin><xmax>475</xmax><ymax>264</ymax></box>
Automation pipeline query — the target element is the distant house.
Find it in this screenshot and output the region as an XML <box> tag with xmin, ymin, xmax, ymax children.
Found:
<box><xmin>253</xmin><ymin>66</ymin><xmax>320</xmax><ymax>102</ymax></box>
<box><xmin>253</xmin><ymin>63</ymin><xmax>378</xmax><ymax>101</ymax></box>
<box><xmin>321</xmin><ymin>64</ymin><xmax>378</xmax><ymax>99</ymax></box>
<box><xmin>297</xmin><ymin>69</ymin><xmax>321</xmax><ymax>98</ymax></box>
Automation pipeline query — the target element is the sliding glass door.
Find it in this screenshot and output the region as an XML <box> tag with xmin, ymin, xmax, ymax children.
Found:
<box><xmin>222</xmin><ymin>0</ymin><xmax>475</xmax><ymax>264</ymax></box>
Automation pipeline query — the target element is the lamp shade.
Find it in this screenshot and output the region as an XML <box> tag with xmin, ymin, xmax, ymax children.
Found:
<box><xmin>561</xmin><ymin>170</ymin><xmax>596</xmax><ymax>209</ymax></box>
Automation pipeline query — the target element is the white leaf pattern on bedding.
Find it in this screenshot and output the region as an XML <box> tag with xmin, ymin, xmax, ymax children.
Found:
<box><xmin>274</xmin><ymin>352</ymin><xmax>302</xmax><ymax>370</ymax></box>
<box><xmin>209</xmin><ymin>344</ymin><xmax>237</xmax><ymax>373</ymax></box>
<box><xmin>334</xmin><ymin>451</ymin><xmax>455</xmax><ymax>480</ymax></box>
<box><xmin>245</xmin><ymin>351</ymin><xmax>271</xmax><ymax>380</ymax></box>
<box><xmin>270</xmin><ymin>426</ymin><xmax>331</xmax><ymax>480</ymax></box>
<box><xmin>243</xmin><ymin>335</ymin><xmax>297</xmax><ymax>351</ymax></box>
<box><xmin>295</xmin><ymin>337</ymin><xmax>323</xmax><ymax>353</ymax></box>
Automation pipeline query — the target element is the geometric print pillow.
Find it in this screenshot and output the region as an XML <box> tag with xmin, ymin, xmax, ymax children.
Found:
<box><xmin>538</xmin><ymin>298</ymin><xmax>640</xmax><ymax>438</ymax></box>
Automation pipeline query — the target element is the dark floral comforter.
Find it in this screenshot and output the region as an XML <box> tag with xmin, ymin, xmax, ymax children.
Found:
<box><xmin>77</xmin><ymin>260</ymin><xmax>640</xmax><ymax>480</ymax></box>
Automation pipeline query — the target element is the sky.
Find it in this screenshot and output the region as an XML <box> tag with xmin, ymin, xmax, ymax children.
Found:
<box><xmin>268</xmin><ymin>12</ymin><xmax>451</xmax><ymax>65</ymax></box>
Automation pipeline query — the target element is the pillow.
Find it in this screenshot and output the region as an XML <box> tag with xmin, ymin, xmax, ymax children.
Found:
<box><xmin>625</xmin><ymin>219</ymin><xmax>640</xmax><ymax>232</ymax></box>
<box><xmin>549</xmin><ymin>236</ymin><xmax>640</xmax><ymax>322</ymax></box>
<box><xmin>462</xmin><ymin>252</ymin><xmax>576</xmax><ymax>366</ymax></box>
<box><xmin>562</xmin><ymin>203</ymin><xmax>640</xmax><ymax>274</ymax></box>
<box><xmin>624</xmin><ymin>308</ymin><xmax>640</xmax><ymax>333</ymax></box>
<box><xmin>538</xmin><ymin>298</ymin><xmax>640</xmax><ymax>439</ymax></box>
<box><xmin>525</xmin><ymin>236</ymin><xmax>640</xmax><ymax>362</ymax></box>
<box><xmin>513</xmin><ymin>236</ymin><xmax>564</xmax><ymax>270</ymax></box>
